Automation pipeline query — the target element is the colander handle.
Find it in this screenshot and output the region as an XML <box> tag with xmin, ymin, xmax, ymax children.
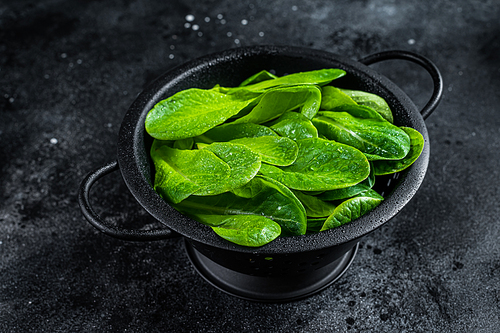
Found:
<box><xmin>358</xmin><ymin>50</ymin><xmax>443</xmax><ymax>119</ymax></box>
<box><xmin>78</xmin><ymin>160</ymin><xmax>179</xmax><ymax>241</ymax></box>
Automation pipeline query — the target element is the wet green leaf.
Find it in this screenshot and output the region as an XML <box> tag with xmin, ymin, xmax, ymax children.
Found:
<box><xmin>241</xmin><ymin>68</ymin><xmax>346</xmax><ymax>92</ymax></box>
<box><xmin>201</xmin><ymin>142</ymin><xmax>262</xmax><ymax>194</ymax></box>
<box><xmin>173</xmin><ymin>175</ymin><xmax>307</xmax><ymax>236</ymax></box>
<box><xmin>259</xmin><ymin>138</ymin><xmax>370</xmax><ymax>191</ymax></box>
<box><xmin>239</xmin><ymin>70</ymin><xmax>279</xmax><ymax>87</ymax></box>
<box><xmin>320</xmin><ymin>86</ymin><xmax>357</xmax><ymax>109</ymax></box>
<box><xmin>320</xmin><ymin>189</ymin><xmax>384</xmax><ymax>231</ymax></box>
<box><xmin>373</xmin><ymin>127</ymin><xmax>425</xmax><ymax>175</ymax></box>
<box><xmin>293</xmin><ymin>190</ymin><xmax>337</xmax><ymax>217</ymax></box>
<box><xmin>313</xmin><ymin>110</ymin><xmax>410</xmax><ymax>160</ymax></box>
<box><xmin>150</xmin><ymin>140</ymin><xmax>231</xmax><ymax>204</ymax></box>
<box><xmin>339</xmin><ymin>88</ymin><xmax>394</xmax><ymax>123</ymax></box>
<box><xmin>232</xmin><ymin>85</ymin><xmax>322</xmax><ymax>124</ymax></box>
<box><xmin>196</xmin><ymin>122</ymin><xmax>278</xmax><ymax>143</ymax></box>
<box><xmin>210</xmin><ymin>215</ymin><xmax>281</xmax><ymax>247</ymax></box>
<box><xmin>317</xmin><ymin>163</ymin><xmax>375</xmax><ymax>201</ymax></box>
<box><xmin>269</xmin><ymin>111</ymin><xmax>318</xmax><ymax>140</ymax></box>
<box><xmin>145</xmin><ymin>87</ymin><xmax>260</xmax><ymax>140</ymax></box>
<box><xmin>230</xmin><ymin>136</ymin><xmax>298</xmax><ymax>166</ymax></box>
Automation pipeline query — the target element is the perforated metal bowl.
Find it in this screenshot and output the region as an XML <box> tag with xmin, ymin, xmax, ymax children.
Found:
<box><xmin>79</xmin><ymin>45</ymin><xmax>442</xmax><ymax>302</ymax></box>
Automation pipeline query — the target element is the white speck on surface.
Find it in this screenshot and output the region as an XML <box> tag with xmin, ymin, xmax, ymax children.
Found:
<box><xmin>217</xmin><ymin>14</ymin><xmax>223</xmax><ymax>19</ymax></box>
<box><xmin>458</xmin><ymin>71</ymin><xmax>463</xmax><ymax>75</ymax></box>
<box><xmin>408</xmin><ymin>38</ymin><xmax>415</xmax><ymax>45</ymax></box>
<box><xmin>184</xmin><ymin>22</ymin><xmax>191</xmax><ymax>28</ymax></box>
<box><xmin>76</xmin><ymin>59</ymin><xmax>82</xmax><ymax>64</ymax></box>
<box><xmin>204</xmin><ymin>16</ymin><xmax>210</xmax><ymax>22</ymax></box>
<box><xmin>292</xmin><ymin>5</ymin><xmax>298</xmax><ymax>11</ymax></box>
<box><xmin>227</xmin><ymin>32</ymin><xmax>233</xmax><ymax>37</ymax></box>
<box><xmin>169</xmin><ymin>54</ymin><xmax>174</xmax><ymax>59</ymax></box>
<box><xmin>9</xmin><ymin>97</ymin><xmax>14</xmax><ymax>103</ymax></box>
<box><xmin>44</xmin><ymin>74</ymin><xmax>50</xmax><ymax>79</ymax></box>
<box><xmin>234</xmin><ymin>39</ymin><xmax>240</xmax><ymax>44</ymax></box>
<box><xmin>220</xmin><ymin>19</ymin><xmax>226</xmax><ymax>24</ymax></box>
<box><xmin>106</xmin><ymin>123</ymin><xmax>112</xmax><ymax>128</ymax></box>
<box><xmin>61</xmin><ymin>53</ymin><xmax>67</xmax><ymax>58</ymax></box>
<box><xmin>169</xmin><ymin>45</ymin><xmax>175</xmax><ymax>50</ymax></box>
<box><xmin>50</xmin><ymin>138</ymin><xmax>58</xmax><ymax>144</ymax></box>
<box><xmin>448</xmin><ymin>85</ymin><xmax>453</xmax><ymax>92</ymax></box>
<box><xmin>241</xmin><ymin>19</ymin><xmax>248</xmax><ymax>25</ymax></box>
<box><xmin>185</xmin><ymin>14</ymin><xmax>195</xmax><ymax>22</ymax></box>
<box><xmin>259</xmin><ymin>31</ymin><xmax>264</xmax><ymax>37</ymax></box>
<box><xmin>192</xmin><ymin>24</ymin><xmax>199</xmax><ymax>31</ymax></box>
<box><xmin>197</xmin><ymin>32</ymin><xmax>203</xmax><ymax>37</ymax></box>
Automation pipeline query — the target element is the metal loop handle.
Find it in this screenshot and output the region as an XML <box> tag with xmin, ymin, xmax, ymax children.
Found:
<box><xmin>358</xmin><ymin>50</ymin><xmax>443</xmax><ymax>119</ymax></box>
<box><xmin>78</xmin><ymin>160</ymin><xmax>179</xmax><ymax>241</ymax></box>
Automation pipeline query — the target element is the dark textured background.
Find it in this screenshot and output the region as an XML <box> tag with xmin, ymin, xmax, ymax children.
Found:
<box><xmin>1</xmin><ymin>0</ymin><xmax>499</xmax><ymax>332</ymax></box>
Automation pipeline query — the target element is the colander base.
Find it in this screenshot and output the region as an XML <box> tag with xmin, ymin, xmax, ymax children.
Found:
<box><xmin>184</xmin><ymin>240</ymin><xmax>358</xmax><ymax>303</ymax></box>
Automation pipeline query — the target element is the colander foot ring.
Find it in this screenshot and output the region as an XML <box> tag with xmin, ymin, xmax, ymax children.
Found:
<box><xmin>184</xmin><ymin>240</ymin><xmax>358</xmax><ymax>303</ymax></box>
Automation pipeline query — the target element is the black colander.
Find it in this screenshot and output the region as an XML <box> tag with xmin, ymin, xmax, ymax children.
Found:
<box><xmin>78</xmin><ymin>45</ymin><xmax>443</xmax><ymax>302</ymax></box>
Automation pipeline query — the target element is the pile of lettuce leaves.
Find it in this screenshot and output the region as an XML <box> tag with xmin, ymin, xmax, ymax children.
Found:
<box><xmin>144</xmin><ymin>69</ymin><xmax>424</xmax><ymax>247</ymax></box>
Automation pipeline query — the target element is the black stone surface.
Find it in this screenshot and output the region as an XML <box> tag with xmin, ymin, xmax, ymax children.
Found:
<box><xmin>1</xmin><ymin>1</ymin><xmax>499</xmax><ymax>332</ymax></box>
